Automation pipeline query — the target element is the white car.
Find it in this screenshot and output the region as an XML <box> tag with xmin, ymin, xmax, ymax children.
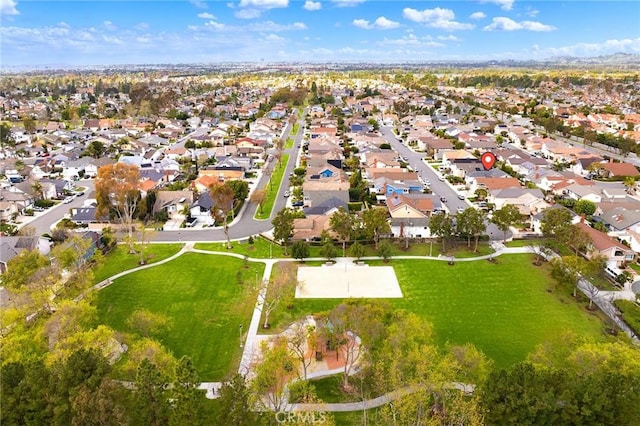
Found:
<box><xmin>284</xmin><ymin>190</ymin><xmax>290</xmax><ymax>197</ymax></box>
<box><xmin>63</xmin><ymin>196</ymin><xmax>74</xmax><ymax>204</ymax></box>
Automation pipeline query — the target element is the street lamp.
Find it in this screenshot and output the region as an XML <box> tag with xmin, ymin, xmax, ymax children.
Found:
<box><xmin>239</xmin><ymin>324</ymin><xmax>243</xmax><ymax>348</ymax></box>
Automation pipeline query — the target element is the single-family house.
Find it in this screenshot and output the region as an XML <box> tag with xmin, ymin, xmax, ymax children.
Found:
<box><xmin>153</xmin><ymin>190</ymin><xmax>195</xmax><ymax>218</ymax></box>
<box><xmin>190</xmin><ymin>192</ymin><xmax>215</xmax><ymax>226</ymax></box>
<box><xmin>576</xmin><ymin>221</ymin><xmax>635</xmax><ymax>267</ymax></box>
<box><xmin>596</xmin><ymin>162</ymin><xmax>639</xmax><ymax>178</ymax></box>
<box><xmin>292</xmin><ymin>215</ymin><xmax>334</xmax><ymax>241</ymax></box>
<box><xmin>0</xmin><ymin>236</ymin><xmax>49</xmax><ymax>274</ymax></box>
<box><xmin>490</xmin><ymin>188</ymin><xmax>548</xmax><ymax>215</ymax></box>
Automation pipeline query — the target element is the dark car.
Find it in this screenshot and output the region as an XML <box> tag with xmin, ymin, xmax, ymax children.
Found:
<box><xmin>291</xmin><ymin>200</ymin><xmax>303</xmax><ymax>207</ymax></box>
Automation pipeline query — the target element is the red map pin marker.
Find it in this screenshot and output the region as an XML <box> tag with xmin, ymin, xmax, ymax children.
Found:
<box><xmin>481</xmin><ymin>152</ymin><xmax>496</xmax><ymax>170</ymax></box>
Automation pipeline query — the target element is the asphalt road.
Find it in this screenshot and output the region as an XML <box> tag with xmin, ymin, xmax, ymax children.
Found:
<box><xmin>20</xmin><ymin>179</ymin><xmax>95</xmax><ymax>236</ymax></box>
<box><xmin>378</xmin><ymin>126</ymin><xmax>508</xmax><ymax>241</ymax></box>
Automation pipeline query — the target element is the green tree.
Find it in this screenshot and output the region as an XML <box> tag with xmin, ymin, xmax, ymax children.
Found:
<box><xmin>362</xmin><ymin>208</ymin><xmax>390</xmax><ymax>249</ymax></box>
<box><xmin>225</xmin><ymin>179</ymin><xmax>249</xmax><ymax>203</ymax></box>
<box><xmin>623</xmin><ymin>176</ymin><xmax>636</xmax><ymax>193</ymax></box>
<box><xmin>541</xmin><ymin>207</ymin><xmax>573</xmax><ymax>251</ymax></box>
<box><xmin>218</xmin><ymin>374</ymin><xmax>255</xmax><ymax>425</ymax></box>
<box><xmin>170</xmin><ymin>356</ymin><xmax>201</xmax><ymax>426</ymax></box>
<box><xmin>0</xmin><ymin>122</ymin><xmax>16</xmax><ymax>150</ymax></box>
<box><xmin>551</xmin><ymin>255</ymin><xmax>586</xmax><ymax>297</ymax></box>
<box><xmin>272</xmin><ymin>208</ymin><xmax>295</xmax><ymax>255</ymax></box>
<box><xmin>429</xmin><ymin>212</ymin><xmax>455</xmax><ymax>252</ymax></box>
<box><xmin>291</xmin><ymin>240</ymin><xmax>310</xmax><ymax>261</ymax></box>
<box><xmin>251</xmin><ymin>338</ymin><xmax>297</xmax><ymax>412</ymax></box>
<box><xmin>574</xmin><ymin>199</ymin><xmax>597</xmax><ymax>216</ymax></box>
<box><xmin>348</xmin><ymin>240</ymin><xmax>366</xmax><ymax>260</ymax></box>
<box><xmin>491</xmin><ymin>204</ymin><xmax>520</xmax><ymax>243</ymax></box>
<box><xmin>134</xmin><ymin>359</ymin><xmax>169</xmax><ymax>426</ymax></box>
<box><xmin>86</xmin><ymin>140</ymin><xmax>106</xmax><ymax>158</ymax></box>
<box><xmin>328</xmin><ymin>301</ymin><xmax>387</xmax><ymax>390</ymax></box>
<box><xmin>320</xmin><ymin>240</ymin><xmax>337</xmax><ymax>261</ymax></box>
<box><xmin>210</xmin><ymin>183</ymin><xmax>235</xmax><ymax>249</ymax></box>
<box><xmin>23</xmin><ymin>117</ymin><xmax>36</xmax><ymax>133</ymax></box>
<box><xmin>377</xmin><ymin>239</ymin><xmax>392</xmax><ymax>262</ymax></box>
<box><xmin>329</xmin><ymin>207</ymin><xmax>356</xmax><ymax>256</ymax></box>
<box><xmin>0</xmin><ymin>360</ymin><xmax>53</xmax><ymax>425</ymax></box>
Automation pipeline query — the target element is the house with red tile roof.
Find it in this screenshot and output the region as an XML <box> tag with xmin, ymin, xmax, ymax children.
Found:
<box><xmin>596</xmin><ymin>162</ymin><xmax>639</xmax><ymax>178</ymax></box>
<box><xmin>576</xmin><ymin>221</ymin><xmax>635</xmax><ymax>267</ymax></box>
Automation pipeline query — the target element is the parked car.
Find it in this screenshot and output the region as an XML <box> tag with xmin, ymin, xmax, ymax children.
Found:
<box><xmin>63</xmin><ymin>196</ymin><xmax>74</xmax><ymax>204</ymax></box>
<box><xmin>457</xmin><ymin>194</ymin><xmax>465</xmax><ymax>200</ymax></box>
<box><xmin>291</xmin><ymin>200</ymin><xmax>304</xmax><ymax>207</ymax></box>
<box><xmin>440</xmin><ymin>196</ymin><xmax>447</xmax><ymax>203</ymax></box>
<box><xmin>284</xmin><ymin>190</ymin><xmax>290</xmax><ymax>197</ymax></box>
<box><xmin>75</xmin><ymin>191</ymin><xmax>85</xmax><ymax>197</ymax></box>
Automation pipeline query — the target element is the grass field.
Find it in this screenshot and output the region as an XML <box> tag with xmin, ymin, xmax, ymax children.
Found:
<box><xmin>268</xmin><ymin>255</ymin><xmax>605</xmax><ymax>369</ymax></box>
<box><xmin>95</xmin><ymin>253</ymin><xmax>264</xmax><ymax>379</ymax></box>
<box><xmin>92</xmin><ymin>244</ymin><xmax>183</xmax><ymax>284</ymax></box>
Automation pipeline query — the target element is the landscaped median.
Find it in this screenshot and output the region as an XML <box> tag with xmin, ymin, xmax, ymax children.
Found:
<box><xmin>254</xmin><ymin>154</ymin><xmax>289</xmax><ymax>220</ymax></box>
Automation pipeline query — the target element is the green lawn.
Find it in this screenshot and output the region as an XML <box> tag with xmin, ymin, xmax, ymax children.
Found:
<box><xmin>292</xmin><ymin>123</ymin><xmax>300</xmax><ymax>136</ymax></box>
<box><xmin>92</xmin><ymin>244</ymin><xmax>183</xmax><ymax>284</ymax></box>
<box><xmin>269</xmin><ymin>255</ymin><xmax>606</xmax><ymax>369</ymax></box>
<box><xmin>254</xmin><ymin>154</ymin><xmax>290</xmax><ymax>220</ymax></box>
<box><xmin>505</xmin><ymin>239</ymin><xmax>543</xmax><ymax>247</ymax></box>
<box><xmin>95</xmin><ymin>253</ymin><xmax>264</xmax><ymax>380</ymax></box>
<box><xmin>285</xmin><ymin>137</ymin><xmax>295</xmax><ymax>149</ymax></box>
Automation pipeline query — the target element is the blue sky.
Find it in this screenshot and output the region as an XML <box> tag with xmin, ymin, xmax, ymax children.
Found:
<box><xmin>1</xmin><ymin>0</ymin><xmax>639</xmax><ymax>68</ymax></box>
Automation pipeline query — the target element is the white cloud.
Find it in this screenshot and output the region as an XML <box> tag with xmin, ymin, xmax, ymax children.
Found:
<box><xmin>438</xmin><ymin>34</ymin><xmax>460</xmax><ymax>41</ymax></box>
<box><xmin>103</xmin><ymin>20</ymin><xmax>117</xmax><ymax>31</ymax></box>
<box><xmin>352</xmin><ymin>16</ymin><xmax>399</xmax><ymax>30</ymax></box>
<box><xmin>469</xmin><ymin>11</ymin><xmax>486</xmax><ymax>20</ymax></box>
<box><xmin>526</xmin><ymin>7</ymin><xmax>539</xmax><ymax>18</ymax></box>
<box><xmin>0</xmin><ymin>0</ymin><xmax>19</xmax><ymax>15</ymax></box>
<box><xmin>239</xmin><ymin>0</ymin><xmax>288</xmax><ymax>8</ymax></box>
<box><xmin>102</xmin><ymin>35</ymin><xmax>124</xmax><ymax>45</ymax></box>
<box><xmin>235</xmin><ymin>8</ymin><xmax>263</xmax><ymax>19</ymax></box>
<box><xmin>482</xmin><ymin>0</ymin><xmax>514</xmax><ymax>11</ymax></box>
<box><xmin>544</xmin><ymin>37</ymin><xmax>640</xmax><ymax>56</ymax></box>
<box><xmin>483</xmin><ymin>17</ymin><xmax>555</xmax><ymax>32</ymax></box>
<box><xmin>135</xmin><ymin>22</ymin><xmax>149</xmax><ymax>30</ymax></box>
<box><xmin>379</xmin><ymin>34</ymin><xmax>444</xmax><ymax>48</ymax></box>
<box><xmin>204</xmin><ymin>20</ymin><xmax>225</xmax><ymax>30</ymax></box>
<box><xmin>235</xmin><ymin>0</ymin><xmax>288</xmax><ymax>19</ymax></box>
<box><xmin>303</xmin><ymin>0</ymin><xmax>321</xmax><ymax>11</ymax></box>
<box><xmin>331</xmin><ymin>0</ymin><xmax>366</xmax><ymax>7</ymax></box>
<box><xmin>246</xmin><ymin>20</ymin><xmax>306</xmax><ymax>31</ymax></box>
<box><xmin>188</xmin><ymin>0</ymin><xmax>208</xmax><ymax>9</ymax></box>
<box><xmin>402</xmin><ymin>7</ymin><xmax>474</xmax><ymax>31</ymax></box>
<box><xmin>197</xmin><ymin>12</ymin><xmax>216</xmax><ymax>19</ymax></box>
<box><xmin>265</xmin><ymin>33</ymin><xmax>285</xmax><ymax>41</ymax></box>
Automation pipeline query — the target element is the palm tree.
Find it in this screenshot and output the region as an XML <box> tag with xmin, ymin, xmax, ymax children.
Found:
<box><xmin>31</xmin><ymin>181</ymin><xmax>44</xmax><ymax>201</ymax></box>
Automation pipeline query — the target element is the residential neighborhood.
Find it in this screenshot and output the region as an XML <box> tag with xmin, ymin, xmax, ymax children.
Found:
<box><xmin>2</xmin><ymin>66</ymin><xmax>640</xmax><ymax>424</ymax></box>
